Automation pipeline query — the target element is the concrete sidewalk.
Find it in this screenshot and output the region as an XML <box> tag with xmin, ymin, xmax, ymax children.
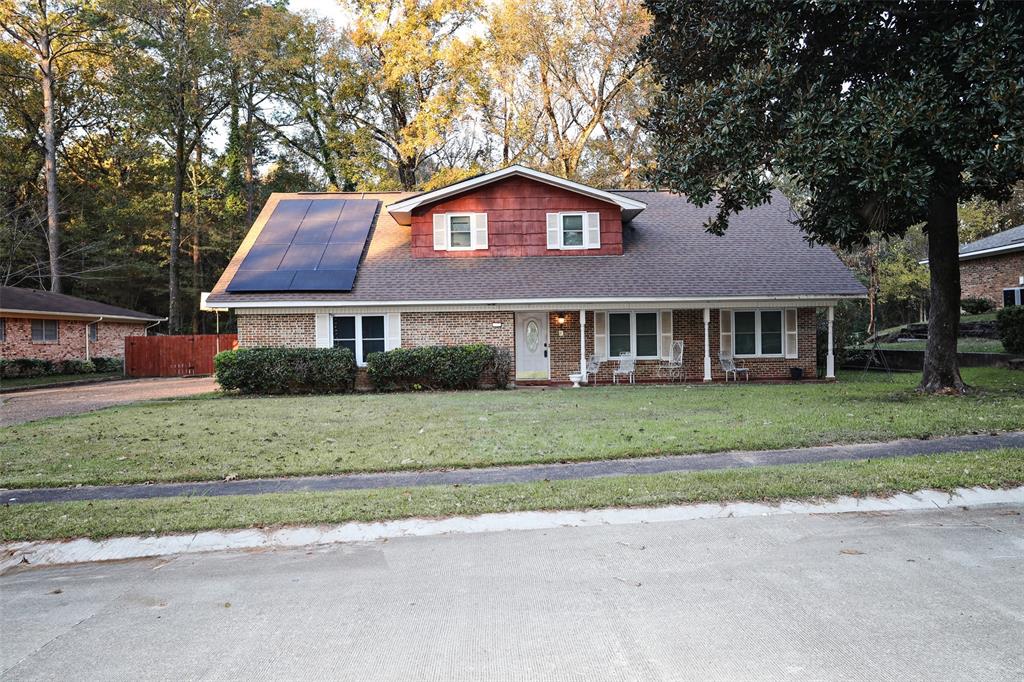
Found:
<box><xmin>4</xmin><ymin>430</ymin><xmax>1023</xmax><ymax>504</ymax></box>
<box><xmin>2</xmin><ymin>504</ymin><xmax>1021</xmax><ymax>680</ymax></box>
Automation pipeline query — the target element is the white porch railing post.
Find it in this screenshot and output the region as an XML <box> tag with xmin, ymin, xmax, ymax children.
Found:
<box><xmin>703</xmin><ymin>307</ymin><xmax>712</xmax><ymax>382</ymax></box>
<box><xmin>579</xmin><ymin>309</ymin><xmax>587</xmax><ymax>382</ymax></box>
<box><xmin>826</xmin><ymin>305</ymin><xmax>836</xmax><ymax>379</ymax></box>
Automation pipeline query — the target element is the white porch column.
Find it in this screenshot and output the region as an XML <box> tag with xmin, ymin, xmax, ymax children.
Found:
<box><xmin>579</xmin><ymin>309</ymin><xmax>587</xmax><ymax>382</ymax></box>
<box><xmin>826</xmin><ymin>305</ymin><xmax>836</xmax><ymax>379</ymax></box>
<box><xmin>703</xmin><ymin>307</ymin><xmax>712</xmax><ymax>382</ymax></box>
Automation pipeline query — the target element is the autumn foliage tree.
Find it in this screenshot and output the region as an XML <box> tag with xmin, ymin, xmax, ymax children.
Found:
<box><xmin>643</xmin><ymin>0</ymin><xmax>1024</xmax><ymax>393</ymax></box>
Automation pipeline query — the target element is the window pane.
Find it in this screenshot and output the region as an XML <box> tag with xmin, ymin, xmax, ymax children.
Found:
<box><xmin>609</xmin><ymin>334</ymin><xmax>631</xmax><ymax>357</ymax></box>
<box><xmin>734</xmin><ymin>333</ymin><xmax>756</xmax><ymax>355</ymax></box>
<box><xmin>362</xmin><ymin>338</ymin><xmax>385</xmax><ymax>358</ymax></box>
<box><xmin>449</xmin><ymin>216</ymin><xmax>471</xmax><ymax>247</ymax></box>
<box><xmin>734</xmin><ymin>312</ymin><xmax>755</xmax><ymax>334</ymax></box>
<box><xmin>636</xmin><ymin>334</ymin><xmax>658</xmax><ymax>357</ymax></box>
<box><xmin>32</xmin><ymin>319</ymin><xmax>57</xmax><ymax>342</ymax></box>
<box><xmin>334</xmin><ymin>339</ymin><xmax>356</xmax><ymax>354</ymax></box>
<box><xmin>333</xmin><ymin>316</ymin><xmax>355</xmax><ymax>340</ymax></box>
<box><xmin>760</xmin><ymin>310</ymin><xmax>782</xmax><ymax>354</ymax></box>
<box><xmin>608</xmin><ymin>313</ymin><xmax>631</xmax><ymax>335</ymax></box>
<box><xmin>89</xmin><ymin>323</ymin><xmax>98</xmax><ymax>342</ymax></box>
<box><xmin>635</xmin><ymin>313</ymin><xmax>657</xmax><ymax>335</ymax></box>
<box><xmin>361</xmin><ymin>315</ymin><xmax>384</xmax><ymax>339</ymax></box>
<box><xmin>561</xmin><ymin>214</ymin><xmax>583</xmax><ymax>246</ymax></box>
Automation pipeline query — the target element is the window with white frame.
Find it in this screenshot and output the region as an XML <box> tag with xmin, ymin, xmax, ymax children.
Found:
<box><xmin>88</xmin><ymin>322</ymin><xmax>99</xmax><ymax>342</ymax></box>
<box><xmin>733</xmin><ymin>310</ymin><xmax>783</xmax><ymax>357</ymax></box>
<box><xmin>607</xmin><ymin>312</ymin><xmax>659</xmax><ymax>358</ymax></box>
<box><xmin>448</xmin><ymin>214</ymin><xmax>473</xmax><ymax>249</ymax></box>
<box><xmin>332</xmin><ymin>314</ymin><xmax>386</xmax><ymax>365</ymax></box>
<box><xmin>31</xmin><ymin>319</ymin><xmax>59</xmax><ymax>343</ymax></box>
<box><xmin>560</xmin><ymin>213</ymin><xmax>585</xmax><ymax>248</ymax></box>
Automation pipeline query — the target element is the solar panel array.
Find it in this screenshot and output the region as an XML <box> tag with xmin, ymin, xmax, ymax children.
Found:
<box><xmin>227</xmin><ymin>198</ymin><xmax>380</xmax><ymax>292</ymax></box>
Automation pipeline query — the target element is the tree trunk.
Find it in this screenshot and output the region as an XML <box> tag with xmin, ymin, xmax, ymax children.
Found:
<box><xmin>191</xmin><ymin>139</ymin><xmax>203</xmax><ymax>334</ymax></box>
<box><xmin>40</xmin><ymin>51</ymin><xmax>61</xmax><ymax>293</ymax></box>
<box><xmin>919</xmin><ymin>181</ymin><xmax>966</xmax><ymax>393</ymax></box>
<box><xmin>244</xmin><ymin>101</ymin><xmax>256</xmax><ymax>224</ymax></box>
<box><xmin>397</xmin><ymin>157</ymin><xmax>417</xmax><ymax>190</ymax></box>
<box><xmin>169</xmin><ymin>128</ymin><xmax>185</xmax><ymax>335</ymax></box>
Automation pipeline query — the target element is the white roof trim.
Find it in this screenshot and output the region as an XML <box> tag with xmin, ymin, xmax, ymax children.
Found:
<box><xmin>0</xmin><ymin>307</ymin><xmax>164</xmax><ymax>323</ymax></box>
<box><xmin>386</xmin><ymin>165</ymin><xmax>647</xmax><ymax>225</ymax></box>
<box><xmin>217</xmin><ymin>293</ymin><xmax>866</xmax><ymax>310</ymax></box>
<box><xmin>918</xmin><ymin>240</ymin><xmax>1024</xmax><ymax>265</ymax></box>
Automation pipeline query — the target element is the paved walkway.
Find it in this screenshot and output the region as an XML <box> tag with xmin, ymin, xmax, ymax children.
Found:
<box><xmin>3</xmin><ymin>505</ymin><xmax>1022</xmax><ymax>679</ymax></box>
<box><xmin>5</xmin><ymin>431</ymin><xmax>1022</xmax><ymax>505</ymax></box>
<box><xmin>0</xmin><ymin>376</ymin><xmax>219</xmax><ymax>426</ymax></box>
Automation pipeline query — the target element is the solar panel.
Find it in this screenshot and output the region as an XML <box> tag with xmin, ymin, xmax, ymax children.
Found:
<box><xmin>227</xmin><ymin>198</ymin><xmax>379</xmax><ymax>293</ymax></box>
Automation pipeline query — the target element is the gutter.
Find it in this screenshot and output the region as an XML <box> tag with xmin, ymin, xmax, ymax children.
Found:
<box><xmin>919</xmin><ymin>241</ymin><xmax>1024</xmax><ymax>265</ymax></box>
<box><xmin>85</xmin><ymin>316</ymin><xmax>103</xmax><ymax>362</ymax></box>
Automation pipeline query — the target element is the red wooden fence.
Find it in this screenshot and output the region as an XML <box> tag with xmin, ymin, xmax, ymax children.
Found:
<box><xmin>125</xmin><ymin>334</ymin><xmax>238</xmax><ymax>377</ymax></box>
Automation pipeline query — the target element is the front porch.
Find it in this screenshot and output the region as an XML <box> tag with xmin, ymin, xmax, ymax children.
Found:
<box><xmin>513</xmin><ymin>306</ymin><xmax>837</xmax><ymax>385</ymax></box>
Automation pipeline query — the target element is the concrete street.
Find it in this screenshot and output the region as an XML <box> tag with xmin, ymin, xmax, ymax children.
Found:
<box><xmin>0</xmin><ymin>376</ymin><xmax>218</xmax><ymax>426</ymax></box>
<box><xmin>2</xmin><ymin>506</ymin><xmax>1022</xmax><ymax>681</ymax></box>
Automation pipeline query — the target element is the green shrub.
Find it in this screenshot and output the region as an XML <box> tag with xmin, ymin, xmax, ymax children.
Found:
<box><xmin>58</xmin><ymin>359</ymin><xmax>96</xmax><ymax>374</ymax></box>
<box><xmin>961</xmin><ymin>297</ymin><xmax>995</xmax><ymax>315</ymax></box>
<box><xmin>997</xmin><ymin>306</ymin><xmax>1024</xmax><ymax>355</ymax></box>
<box><xmin>0</xmin><ymin>358</ymin><xmax>56</xmax><ymax>378</ymax></box>
<box><xmin>215</xmin><ymin>347</ymin><xmax>356</xmax><ymax>394</ymax></box>
<box><xmin>367</xmin><ymin>344</ymin><xmax>499</xmax><ymax>391</ymax></box>
<box><xmin>490</xmin><ymin>348</ymin><xmax>513</xmax><ymax>389</ymax></box>
<box><xmin>91</xmin><ymin>356</ymin><xmax>123</xmax><ymax>373</ymax></box>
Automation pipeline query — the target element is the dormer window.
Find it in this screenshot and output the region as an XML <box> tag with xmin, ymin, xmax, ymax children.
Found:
<box><xmin>448</xmin><ymin>215</ymin><xmax>473</xmax><ymax>249</ymax></box>
<box><xmin>547</xmin><ymin>211</ymin><xmax>601</xmax><ymax>250</ymax></box>
<box><xmin>433</xmin><ymin>213</ymin><xmax>488</xmax><ymax>251</ymax></box>
<box><xmin>560</xmin><ymin>213</ymin><xmax>585</xmax><ymax>248</ymax></box>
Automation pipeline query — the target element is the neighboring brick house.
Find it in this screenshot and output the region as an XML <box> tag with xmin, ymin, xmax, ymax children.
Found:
<box><xmin>956</xmin><ymin>225</ymin><xmax>1024</xmax><ymax>308</ymax></box>
<box><xmin>207</xmin><ymin>165</ymin><xmax>865</xmax><ymax>385</ymax></box>
<box><xmin>0</xmin><ymin>287</ymin><xmax>162</xmax><ymax>363</ymax></box>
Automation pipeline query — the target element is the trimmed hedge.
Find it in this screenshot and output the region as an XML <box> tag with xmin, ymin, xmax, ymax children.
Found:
<box><xmin>214</xmin><ymin>347</ymin><xmax>357</xmax><ymax>394</ymax></box>
<box><xmin>997</xmin><ymin>306</ymin><xmax>1024</xmax><ymax>355</ymax></box>
<box><xmin>961</xmin><ymin>297</ymin><xmax>995</xmax><ymax>315</ymax></box>
<box><xmin>367</xmin><ymin>344</ymin><xmax>507</xmax><ymax>391</ymax></box>
<box><xmin>0</xmin><ymin>357</ymin><xmax>119</xmax><ymax>378</ymax></box>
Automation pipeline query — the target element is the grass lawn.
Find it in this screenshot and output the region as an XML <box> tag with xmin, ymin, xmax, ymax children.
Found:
<box><xmin>2</xmin><ymin>448</ymin><xmax>1021</xmax><ymax>542</ymax></box>
<box><xmin>2</xmin><ymin>368</ymin><xmax>1022</xmax><ymax>489</ymax></box>
<box><xmin>0</xmin><ymin>371</ymin><xmax>121</xmax><ymax>391</ymax></box>
<box><xmin>866</xmin><ymin>338</ymin><xmax>1007</xmax><ymax>353</ymax></box>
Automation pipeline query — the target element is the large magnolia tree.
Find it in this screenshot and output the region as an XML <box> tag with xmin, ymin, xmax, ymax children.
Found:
<box><xmin>642</xmin><ymin>0</ymin><xmax>1024</xmax><ymax>393</ymax></box>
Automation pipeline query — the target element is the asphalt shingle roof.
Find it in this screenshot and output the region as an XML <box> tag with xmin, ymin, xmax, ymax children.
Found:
<box><xmin>0</xmin><ymin>286</ymin><xmax>162</xmax><ymax>321</ymax></box>
<box><xmin>960</xmin><ymin>224</ymin><xmax>1024</xmax><ymax>257</ymax></box>
<box><xmin>208</xmin><ymin>190</ymin><xmax>865</xmax><ymax>305</ymax></box>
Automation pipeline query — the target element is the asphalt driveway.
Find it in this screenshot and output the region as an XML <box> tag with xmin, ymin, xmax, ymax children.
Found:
<box><xmin>1</xmin><ymin>505</ymin><xmax>1021</xmax><ymax>680</ymax></box>
<box><xmin>0</xmin><ymin>376</ymin><xmax>219</xmax><ymax>426</ymax></box>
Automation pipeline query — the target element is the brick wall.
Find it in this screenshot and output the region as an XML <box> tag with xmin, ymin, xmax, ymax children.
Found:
<box><xmin>0</xmin><ymin>317</ymin><xmax>146</xmax><ymax>362</ymax></box>
<box><xmin>961</xmin><ymin>252</ymin><xmax>1023</xmax><ymax>307</ymax></box>
<box><xmin>410</xmin><ymin>176</ymin><xmax>624</xmax><ymax>258</ymax></box>
<box><xmin>237</xmin><ymin>313</ymin><xmax>315</xmax><ymax>348</ymax></box>
<box><xmin>401</xmin><ymin>311</ymin><xmax>515</xmax><ymax>351</ymax></box>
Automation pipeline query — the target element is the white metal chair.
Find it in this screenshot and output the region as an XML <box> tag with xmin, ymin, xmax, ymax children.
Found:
<box><xmin>719</xmin><ymin>353</ymin><xmax>750</xmax><ymax>382</ymax></box>
<box><xmin>658</xmin><ymin>340</ymin><xmax>685</xmax><ymax>383</ymax></box>
<box><xmin>612</xmin><ymin>352</ymin><xmax>636</xmax><ymax>384</ymax></box>
<box><xmin>585</xmin><ymin>354</ymin><xmax>603</xmax><ymax>385</ymax></box>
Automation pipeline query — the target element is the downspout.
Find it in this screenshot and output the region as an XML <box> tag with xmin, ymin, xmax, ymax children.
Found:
<box><xmin>86</xmin><ymin>316</ymin><xmax>104</xmax><ymax>362</ymax></box>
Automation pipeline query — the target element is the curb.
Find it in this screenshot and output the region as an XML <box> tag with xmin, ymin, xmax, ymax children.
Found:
<box><xmin>2</xmin><ymin>485</ymin><xmax>1021</xmax><ymax>574</ymax></box>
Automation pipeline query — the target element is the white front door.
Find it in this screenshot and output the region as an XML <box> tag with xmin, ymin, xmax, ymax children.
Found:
<box><xmin>515</xmin><ymin>313</ymin><xmax>549</xmax><ymax>379</ymax></box>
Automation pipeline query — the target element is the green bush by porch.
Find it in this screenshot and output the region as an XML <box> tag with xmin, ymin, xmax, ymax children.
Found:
<box><xmin>215</xmin><ymin>347</ymin><xmax>357</xmax><ymax>394</ymax></box>
<box><xmin>1</xmin><ymin>368</ymin><xmax>1021</xmax><ymax>490</ymax></box>
<box><xmin>366</xmin><ymin>343</ymin><xmax>509</xmax><ymax>391</ymax></box>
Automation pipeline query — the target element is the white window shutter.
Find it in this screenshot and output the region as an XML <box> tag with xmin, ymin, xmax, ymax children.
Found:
<box><xmin>386</xmin><ymin>312</ymin><xmax>402</xmax><ymax>350</ymax></box>
<box><xmin>660</xmin><ymin>310</ymin><xmax>673</xmax><ymax>359</ymax></box>
<box><xmin>719</xmin><ymin>310</ymin><xmax>732</xmax><ymax>358</ymax></box>
<box><xmin>585</xmin><ymin>212</ymin><xmax>601</xmax><ymax>249</ymax></box>
<box><xmin>472</xmin><ymin>213</ymin><xmax>488</xmax><ymax>250</ymax></box>
<box><xmin>546</xmin><ymin>213</ymin><xmax>560</xmax><ymax>249</ymax></box>
<box><xmin>593</xmin><ymin>312</ymin><xmax>607</xmax><ymax>359</ymax></box>
<box><xmin>315</xmin><ymin>313</ymin><xmax>332</xmax><ymax>348</ymax></box>
<box><xmin>784</xmin><ymin>308</ymin><xmax>799</xmax><ymax>359</ymax></box>
<box><xmin>433</xmin><ymin>213</ymin><xmax>447</xmax><ymax>251</ymax></box>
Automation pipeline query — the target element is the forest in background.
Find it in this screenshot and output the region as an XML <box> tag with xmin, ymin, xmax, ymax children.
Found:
<box><xmin>1</xmin><ymin>0</ymin><xmax>1021</xmax><ymax>336</ymax></box>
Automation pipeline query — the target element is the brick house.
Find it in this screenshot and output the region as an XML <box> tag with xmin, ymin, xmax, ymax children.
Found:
<box><xmin>207</xmin><ymin>166</ymin><xmax>865</xmax><ymax>385</ymax></box>
<box><xmin>956</xmin><ymin>225</ymin><xmax>1024</xmax><ymax>308</ymax></box>
<box><xmin>0</xmin><ymin>287</ymin><xmax>162</xmax><ymax>363</ymax></box>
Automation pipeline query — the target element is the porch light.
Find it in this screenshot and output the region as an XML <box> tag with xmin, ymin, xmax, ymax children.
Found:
<box><xmin>556</xmin><ymin>313</ymin><xmax>566</xmax><ymax>325</ymax></box>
